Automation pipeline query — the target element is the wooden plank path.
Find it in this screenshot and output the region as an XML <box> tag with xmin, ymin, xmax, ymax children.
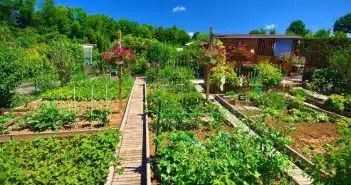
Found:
<box><xmin>112</xmin><ymin>77</ymin><xmax>147</xmax><ymax>185</ymax></box>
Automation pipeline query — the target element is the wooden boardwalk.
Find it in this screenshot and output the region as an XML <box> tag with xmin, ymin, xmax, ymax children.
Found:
<box><xmin>112</xmin><ymin>77</ymin><xmax>147</xmax><ymax>185</ymax></box>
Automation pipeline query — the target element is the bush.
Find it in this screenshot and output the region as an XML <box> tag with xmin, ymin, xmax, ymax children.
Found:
<box><xmin>256</xmin><ymin>62</ymin><xmax>282</xmax><ymax>88</ymax></box>
<box><xmin>132</xmin><ymin>54</ymin><xmax>149</xmax><ymax>75</ymax></box>
<box><xmin>328</xmin><ymin>47</ymin><xmax>351</xmax><ymax>92</ymax></box>
<box><xmin>47</xmin><ymin>39</ymin><xmax>84</xmax><ymax>86</ymax></box>
<box><xmin>325</xmin><ymin>94</ymin><xmax>351</xmax><ymax>112</ymax></box>
<box><xmin>309</xmin><ymin>68</ymin><xmax>343</xmax><ymax>93</ymax></box>
<box><xmin>0</xmin><ymin>44</ymin><xmax>25</xmax><ymax>108</ymax></box>
<box><xmin>255</xmin><ymin>92</ymin><xmax>287</xmax><ymax>110</ymax></box>
<box><xmin>325</xmin><ymin>94</ymin><xmax>346</xmax><ymax>111</ymax></box>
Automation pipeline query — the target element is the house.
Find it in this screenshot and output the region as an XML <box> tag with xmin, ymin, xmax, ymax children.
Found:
<box><xmin>214</xmin><ymin>34</ymin><xmax>302</xmax><ymax>74</ymax></box>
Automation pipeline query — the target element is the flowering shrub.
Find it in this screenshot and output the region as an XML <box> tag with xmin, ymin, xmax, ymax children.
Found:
<box><xmin>228</xmin><ymin>44</ymin><xmax>254</xmax><ymax>61</ymax></box>
<box><xmin>101</xmin><ymin>47</ymin><xmax>134</xmax><ymax>65</ymax></box>
<box><xmin>278</xmin><ymin>52</ymin><xmax>306</xmax><ymax>65</ymax></box>
<box><xmin>199</xmin><ymin>40</ymin><xmax>226</xmax><ymax>65</ymax></box>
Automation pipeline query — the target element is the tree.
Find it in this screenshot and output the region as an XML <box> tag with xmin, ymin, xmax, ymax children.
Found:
<box><xmin>269</xmin><ymin>28</ymin><xmax>276</xmax><ymax>35</ymax></box>
<box><xmin>286</xmin><ymin>20</ymin><xmax>310</xmax><ymax>36</ymax></box>
<box><xmin>314</xmin><ymin>29</ymin><xmax>330</xmax><ymax>38</ymax></box>
<box><xmin>249</xmin><ymin>28</ymin><xmax>266</xmax><ymax>34</ymax></box>
<box><xmin>333</xmin><ymin>31</ymin><xmax>347</xmax><ymax>38</ymax></box>
<box><xmin>334</xmin><ymin>13</ymin><xmax>351</xmax><ymax>33</ymax></box>
<box><xmin>193</xmin><ymin>33</ymin><xmax>210</xmax><ymax>42</ymax></box>
<box><xmin>0</xmin><ymin>43</ymin><xmax>24</xmax><ymax>107</ymax></box>
<box><xmin>47</xmin><ymin>39</ymin><xmax>84</xmax><ymax>86</ymax></box>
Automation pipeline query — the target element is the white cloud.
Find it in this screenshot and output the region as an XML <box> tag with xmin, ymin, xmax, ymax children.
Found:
<box><xmin>173</xmin><ymin>6</ymin><xmax>186</xmax><ymax>13</ymax></box>
<box><xmin>188</xmin><ymin>32</ymin><xmax>194</xmax><ymax>37</ymax></box>
<box><xmin>264</xmin><ymin>24</ymin><xmax>277</xmax><ymax>30</ymax></box>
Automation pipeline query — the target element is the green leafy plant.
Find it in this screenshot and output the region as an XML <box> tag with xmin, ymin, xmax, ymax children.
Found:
<box><xmin>255</xmin><ymin>92</ymin><xmax>287</xmax><ymax>110</ymax></box>
<box><xmin>155</xmin><ymin>130</ymin><xmax>290</xmax><ymax>184</ymax></box>
<box><xmin>256</xmin><ymin>61</ymin><xmax>283</xmax><ymax>88</ymax></box>
<box><xmin>84</xmin><ymin>109</ymin><xmax>112</xmax><ymax>126</ymax></box>
<box><xmin>17</xmin><ymin>102</ymin><xmax>76</xmax><ymax>132</ymax></box>
<box><xmin>309</xmin><ymin>118</ymin><xmax>351</xmax><ymax>184</ymax></box>
<box><xmin>0</xmin><ymin>114</ymin><xmax>15</xmax><ymax>134</ymax></box>
<box><xmin>325</xmin><ymin>94</ymin><xmax>346</xmax><ymax>111</ymax></box>
<box><xmin>0</xmin><ymin>129</ymin><xmax>119</xmax><ymax>184</ymax></box>
<box><xmin>42</xmin><ymin>75</ymin><xmax>133</xmax><ymax>101</ymax></box>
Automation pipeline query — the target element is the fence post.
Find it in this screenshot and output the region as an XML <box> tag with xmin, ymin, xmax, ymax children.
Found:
<box><xmin>105</xmin><ymin>83</ymin><xmax>108</xmax><ymax>110</ymax></box>
<box><xmin>155</xmin><ymin>100</ymin><xmax>162</xmax><ymax>157</ymax></box>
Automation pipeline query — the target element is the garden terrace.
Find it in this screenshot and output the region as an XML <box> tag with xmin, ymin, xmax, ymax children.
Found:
<box><xmin>219</xmin><ymin>91</ymin><xmax>341</xmax><ymax>159</ymax></box>
<box><xmin>0</xmin><ymin>76</ymin><xmax>134</xmax><ymax>140</ymax></box>
<box><xmin>146</xmin><ymin>67</ymin><xmax>301</xmax><ymax>184</ymax></box>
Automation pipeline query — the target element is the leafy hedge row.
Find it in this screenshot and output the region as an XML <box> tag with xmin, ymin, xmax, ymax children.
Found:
<box><xmin>0</xmin><ymin>129</ymin><xmax>119</xmax><ymax>185</ymax></box>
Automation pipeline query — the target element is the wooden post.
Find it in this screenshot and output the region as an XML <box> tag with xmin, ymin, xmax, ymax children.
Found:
<box><xmin>117</xmin><ymin>30</ymin><xmax>123</xmax><ymax>111</ymax></box>
<box><xmin>205</xmin><ymin>26</ymin><xmax>214</xmax><ymax>102</ymax></box>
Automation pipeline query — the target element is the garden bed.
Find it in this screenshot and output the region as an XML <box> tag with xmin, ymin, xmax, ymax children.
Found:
<box><xmin>220</xmin><ymin>94</ymin><xmax>341</xmax><ymax>160</ymax></box>
<box><xmin>0</xmin><ymin>129</ymin><xmax>120</xmax><ymax>184</ymax></box>
<box><xmin>146</xmin><ymin>67</ymin><xmax>295</xmax><ymax>185</ymax></box>
<box><xmin>0</xmin><ymin>99</ymin><xmax>126</xmax><ymax>138</ymax></box>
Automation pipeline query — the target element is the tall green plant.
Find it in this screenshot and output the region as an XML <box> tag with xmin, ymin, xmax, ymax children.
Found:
<box><xmin>0</xmin><ymin>43</ymin><xmax>25</xmax><ymax>108</ymax></box>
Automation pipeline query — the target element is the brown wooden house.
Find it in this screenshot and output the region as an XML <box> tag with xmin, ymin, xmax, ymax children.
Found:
<box><xmin>214</xmin><ymin>34</ymin><xmax>302</xmax><ymax>74</ymax></box>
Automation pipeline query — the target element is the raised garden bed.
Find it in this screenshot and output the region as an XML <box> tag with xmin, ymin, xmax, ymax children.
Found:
<box><xmin>219</xmin><ymin>93</ymin><xmax>340</xmax><ymax>160</ymax></box>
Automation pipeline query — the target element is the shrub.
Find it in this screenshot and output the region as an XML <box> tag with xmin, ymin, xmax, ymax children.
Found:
<box><xmin>256</xmin><ymin>62</ymin><xmax>282</xmax><ymax>88</ymax></box>
<box><xmin>47</xmin><ymin>39</ymin><xmax>84</xmax><ymax>86</ymax></box>
<box><xmin>255</xmin><ymin>92</ymin><xmax>287</xmax><ymax>110</ymax></box>
<box><xmin>308</xmin><ymin>68</ymin><xmax>343</xmax><ymax>93</ymax></box>
<box><xmin>0</xmin><ymin>44</ymin><xmax>25</xmax><ymax>108</ymax></box>
<box><xmin>132</xmin><ymin>54</ymin><xmax>149</xmax><ymax>75</ymax></box>
<box><xmin>325</xmin><ymin>94</ymin><xmax>346</xmax><ymax>111</ymax></box>
<box><xmin>328</xmin><ymin>47</ymin><xmax>351</xmax><ymax>92</ymax></box>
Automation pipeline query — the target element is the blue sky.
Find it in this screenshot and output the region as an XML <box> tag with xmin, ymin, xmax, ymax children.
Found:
<box><xmin>55</xmin><ymin>0</ymin><xmax>350</xmax><ymax>35</ymax></box>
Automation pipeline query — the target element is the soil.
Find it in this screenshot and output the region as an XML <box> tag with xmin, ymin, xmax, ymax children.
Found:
<box><xmin>235</xmin><ymin>103</ymin><xmax>341</xmax><ymax>159</ymax></box>
<box><xmin>3</xmin><ymin>100</ymin><xmax>127</xmax><ymax>135</ymax></box>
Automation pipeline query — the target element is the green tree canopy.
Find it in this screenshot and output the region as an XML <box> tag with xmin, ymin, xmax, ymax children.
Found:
<box><xmin>286</xmin><ymin>20</ymin><xmax>310</xmax><ymax>36</ymax></box>
<box><xmin>314</xmin><ymin>29</ymin><xmax>331</xmax><ymax>38</ymax></box>
<box><xmin>249</xmin><ymin>28</ymin><xmax>266</xmax><ymax>34</ymax></box>
<box><xmin>334</xmin><ymin>13</ymin><xmax>351</xmax><ymax>33</ymax></box>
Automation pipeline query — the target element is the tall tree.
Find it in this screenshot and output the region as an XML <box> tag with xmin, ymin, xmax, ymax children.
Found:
<box><xmin>249</xmin><ymin>28</ymin><xmax>266</xmax><ymax>34</ymax></box>
<box><xmin>314</xmin><ymin>29</ymin><xmax>330</xmax><ymax>38</ymax></box>
<box><xmin>286</xmin><ymin>20</ymin><xmax>310</xmax><ymax>36</ymax></box>
<box><xmin>334</xmin><ymin>13</ymin><xmax>351</xmax><ymax>33</ymax></box>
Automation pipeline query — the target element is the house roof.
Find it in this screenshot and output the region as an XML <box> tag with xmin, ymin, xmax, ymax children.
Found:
<box><xmin>214</xmin><ymin>34</ymin><xmax>302</xmax><ymax>39</ymax></box>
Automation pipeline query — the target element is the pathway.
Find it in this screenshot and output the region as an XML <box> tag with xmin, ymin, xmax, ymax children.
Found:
<box><xmin>112</xmin><ymin>77</ymin><xmax>147</xmax><ymax>185</ymax></box>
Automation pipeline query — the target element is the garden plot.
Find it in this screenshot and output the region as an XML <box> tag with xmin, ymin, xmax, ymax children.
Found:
<box><xmin>0</xmin><ymin>76</ymin><xmax>133</xmax><ymax>136</ymax></box>
<box><xmin>220</xmin><ymin>92</ymin><xmax>342</xmax><ymax>159</ymax></box>
<box><xmin>0</xmin><ymin>129</ymin><xmax>119</xmax><ymax>184</ymax></box>
<box><xmin>146</xmin><ymin>67</ymin><xmax>294</xmax><ymax>185</ymax></box>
